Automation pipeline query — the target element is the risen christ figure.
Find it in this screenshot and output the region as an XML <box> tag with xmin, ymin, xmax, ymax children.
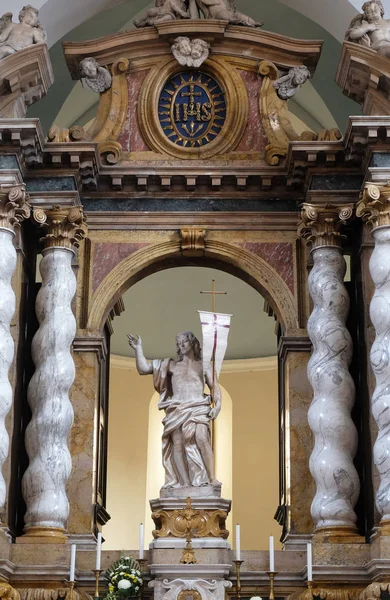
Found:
<box><xmin>127</xmin><ymin>331</ymin><xmax>221</xmax><ymax>489</ymax></box>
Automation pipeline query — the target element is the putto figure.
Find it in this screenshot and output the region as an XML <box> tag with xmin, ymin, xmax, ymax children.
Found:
<box><xmin>191</xmin><ymin>0</ymin><xmax>263</xmax><ymax>27</ymax></box>
<box><xmin>79</xmin><ymin>57</ymin><xmax>112</xmax><ymax>93</ymax></box>
<box><xmin>134</xmin><ymin>0</ymin><xmax>189</xmax><ymax>27</ymax></box>
<box><xmin>0</xmin><ymin>5</ymin><xmax>47</xmax><ymax>61</ymax></box>
<box><xmin>127</xmin><ymin>331</ymin><xmax>221</xmax><ymax>489</ymax></box>
<box><xmin>273</xmin><ymin>65</ymin><xmax>311</xmax><ymax>100</ymax></box>
<box><xmin>346</xmin><ymin>0</ymin><xmax>390</xmax><ymax>57</ymax></box>
<box><xmin>171</xmin><ymin>36</ymin><xmax>210</xmax><ymax>67</ymax></box>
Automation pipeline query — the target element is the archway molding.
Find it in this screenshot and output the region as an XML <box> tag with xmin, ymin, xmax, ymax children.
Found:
<box><xmin>86</xmin><ymin>238</ymin><xmax>300</xmax><ymax>336</ymax></box>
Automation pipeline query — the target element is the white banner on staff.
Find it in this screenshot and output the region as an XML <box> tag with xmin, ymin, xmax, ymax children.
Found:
<box><xmin>198</xmin><ymin>311</ymin><xmax>232</xmax><ymax>377</ymax></box>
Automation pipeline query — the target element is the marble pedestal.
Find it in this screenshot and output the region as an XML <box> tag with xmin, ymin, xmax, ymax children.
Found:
<box><xmin>149</xmin><ymin>494</ymin><xmax>232</xmax><ymax>600</ymax></box>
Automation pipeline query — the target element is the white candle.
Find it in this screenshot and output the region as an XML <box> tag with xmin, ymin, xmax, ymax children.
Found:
<box><xmin>307</xmin><ymin>542</ymin><xmax>312</xmax><ymax>581</ymax></box>
<box><xmin>70</xmin><ymin>544</ymin><xmax>76</xmax><ymax>582</ymax></box>
<box><xmin>139</xmin><ymin>523</ymin><xmax>144</xmax><ymax>560</ymax></box>
<box><xmin>96</xmin><ymin>532</ymin><xmax>102</xmax><ymax>570</ymax></box>
<box><xmin>269</xmin><ymin>535</ymin><xmax>274</xmax><ymax>572</ymax></box>
<box><xmin>235</xmin><ymin>524</ymin><xmax>241</xmax><ymax>561</ymax></box>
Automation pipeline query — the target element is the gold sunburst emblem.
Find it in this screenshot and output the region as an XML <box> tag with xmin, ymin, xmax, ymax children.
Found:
<box><xmin>158</xmin><ymin>71</ymin><xmax>227</xmax><ymax>148</ymax></box>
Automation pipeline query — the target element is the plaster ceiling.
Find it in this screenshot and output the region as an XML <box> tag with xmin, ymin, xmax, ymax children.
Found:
<box><xmin>110</xmin><ymin>266</ymin><xmax>277</xmax><ymax>360</ymax></box>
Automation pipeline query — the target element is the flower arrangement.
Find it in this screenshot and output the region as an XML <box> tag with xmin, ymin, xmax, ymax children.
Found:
<box><xmin>104</xmin><ymin>556</ymin><xmax>143</xmax><ymax>599</ymax></box>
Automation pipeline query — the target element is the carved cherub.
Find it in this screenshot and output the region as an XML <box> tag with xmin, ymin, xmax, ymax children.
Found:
<box><xmin>79</xmin><ymin>57</ymin><xmax>112</xmax><ymax>93</ymax></box>
<box><xmin>191</xmin><ymin>0</ymin><xmax>263</xmax><ymax>27</ymax></box>
<box><xmin>171</xmin><ymin>36</ymin><xmax>210</xmax><ymax>67</ymax></box>
<box><xmin>345</xmin><ymin>0</ymin><xmax>390</xmax><ymax>57</ymax></box>
<box><xmin>273</xmin><ymin>65</ymin><xmax>311</xmax><ymax>100</ymax></box>
<box><xmin>134</xmin><ymin>0</ymin><xmax>189</xmax><ymax>28</ymax></box>
<box><xmin>0</xmin><ymin>5</ymin><xmax>47</xmax><ymax>61</ymax></box>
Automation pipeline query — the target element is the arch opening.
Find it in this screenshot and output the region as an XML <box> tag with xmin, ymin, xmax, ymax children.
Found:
<box><xmin>103</xmin><ymin>265</ymin><xmax>281</xmax><ymax>552</ymax></box>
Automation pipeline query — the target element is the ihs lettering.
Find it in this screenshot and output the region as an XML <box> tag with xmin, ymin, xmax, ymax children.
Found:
<box><xmin>174</xmin><ymin>101</ymin><xmax>212</xmax><ymax>122</ymax></box>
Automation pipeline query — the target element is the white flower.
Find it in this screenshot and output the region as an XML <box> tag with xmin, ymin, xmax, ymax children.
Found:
<box><xmin>118</xmin><ymin>580</ymin><xmax>131</xmax><ymax>590</ymax></box>
<box><xmin>135</xmin><ymin>588</ymin><xmax>139</xmax><ymax>591</ymax></box>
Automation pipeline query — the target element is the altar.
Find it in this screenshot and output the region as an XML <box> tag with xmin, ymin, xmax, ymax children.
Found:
<box><xmin>1</xmin><ymin>1</ymin><xmax>390</xmax><ymax>600</ymax></box>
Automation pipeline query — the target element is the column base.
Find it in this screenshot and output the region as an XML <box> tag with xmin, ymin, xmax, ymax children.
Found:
<box><xmin>313</xmin><ymin>526</ymin><xmax>364</xmax><ymax>544</ymax></box>
<box><xmin>378</xmin><ymin>520</ymin><xmax>390</xmax><ymax>536</ymax></box>
<box><xmin>17</xmin><ymin>526</ymin><xmax>68</xmax><ymax>544</ymax></box>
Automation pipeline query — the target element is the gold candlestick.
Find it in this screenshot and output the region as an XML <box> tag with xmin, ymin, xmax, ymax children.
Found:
<box><xmin>138</xmin><ymin>558</ymin><xmax>147</xmax><ymax>572</ymax></box>
<box><xmin>65</xmin><ymin>580</ymin><xmax>75</xmax><ymax>600</ymax></box>
<box><xmin>267</xmin><ymin>571</ymin><xmax>276</xmax><ymax>600</ymax></box>
<box><xmin>234</xmin><ymin>560</ymin><xmax>243</xmax><ymax>600</ymax></box>
<box><xmin>307</xmin><ymin>580</ymin><xmax>313</xmax><ymax>599</ymax></box>
<box><xmin>93</xmin><ymin>569</ymin><xmax>103</xmax><ymax>599</ymax></box>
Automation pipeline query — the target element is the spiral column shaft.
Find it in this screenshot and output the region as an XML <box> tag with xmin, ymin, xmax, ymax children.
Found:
<box><xmin>21</xmin><ymin>206</ymin><xmax>86</xmax><ymax>541</ymax></box>
<box><xmin>357</xmin><ymin>184</ymin><xmax>390</xmax><ymax>530</ymax></box>
<box><xmin>0</xmin><ymin>185</ymin><xmax>30</xmax><ymax>517</ymax></box>
<box><xmin>299</xmin><ymin>204</ymin><xmax>360</xmax><ymax>533</ymax></box>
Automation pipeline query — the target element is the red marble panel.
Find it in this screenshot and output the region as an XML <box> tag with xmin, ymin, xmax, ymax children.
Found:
<box><xmin>117</xmin><ymin>71</ymin><xmax>150</xmax><ymax>153</ymax></box>
<box><xmin>235</xmin><ymin>70</ymin><xmax>266</xmax><ymax>153</ymax></box>
<box><xmin>238</xmin><ymin>242</ymin><xmax>294</xmax><ymax>295</ymax></box>
<box><xmin>92</xmin><ymin>242</ymin><xmax>148</xmax><ymax>294</ymax></box>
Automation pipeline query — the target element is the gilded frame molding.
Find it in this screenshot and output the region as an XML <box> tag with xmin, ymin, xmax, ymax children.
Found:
<box><xmin>138</xmin><ymin>56</ymin><xmax>248</xmax><ymax>160</ymax></box>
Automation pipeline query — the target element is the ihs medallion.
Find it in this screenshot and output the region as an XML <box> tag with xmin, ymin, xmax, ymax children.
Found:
<box><xmin>158</xmin><ymin>72</ymin><xmax>227</xmax><ymax>147</ymax></box>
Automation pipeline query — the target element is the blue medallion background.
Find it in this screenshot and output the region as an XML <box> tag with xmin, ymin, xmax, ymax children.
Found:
<box><xmin>158</xmin><ymin>72</ymin><xmax>227</xmax><ymax>147</ymax></box>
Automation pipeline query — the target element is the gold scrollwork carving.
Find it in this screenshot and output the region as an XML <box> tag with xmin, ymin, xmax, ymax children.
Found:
<box><xmin>359</xmin><ymin>582</ymin><xmax>390</xmax><ymax>600</ymax></box>
<box><xmin>98</xmin><ymin>141</ymin><xmax>123</xmax><ymax>165</ymax></box>
<box><xmin>298</xmin><ymin>203</ymin><xmax>354</xmax><ymax>249</ymax></box>
<box><xmin>32</xmin><ymin>205</ymin><xmax>87</xmax><ymax>250</ymax></box>
<box><xmin>259</xmin><ymin>60</ymin><xmax>342</xmax><ymax>166</ymax></box>
<box><xmin>138</xmin><ymin>56</ymin><xmax>248</xmax><ymax>159</ymax></box>
<box><xmin>0</xmin><ymin>184</ymin><xmax>31</xmax><ymax>230</ymax></box>
<box><xmin>152</xmin><ymin>497</ymin><xmax>228</xmax><ymax>539</ymax></box>
<box><xmin>289</xmin><ymin>588</ymin><xmax>361</xmax><ymax>600</ymax></box>
<box><xmin>357</xmin><ymin>183</ymin><xmax>390</xmax><ymax>229</ymax></box>
<box><xmin>180</xmin><ymin>228</ymin><xmax>206</xmax><ymax>256</ymax></box>
<box><xmin>0</xmin><ymin>583</ymin><xmax>20</xmax><ymax>600</ymax></box>
<box><xmin>48</xmin><ymin>58</ymin><xmax>128</xmax><ymax>164</ymax></box>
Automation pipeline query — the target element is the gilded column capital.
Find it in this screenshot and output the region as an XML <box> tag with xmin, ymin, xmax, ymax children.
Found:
<box><xmin>0</xmin><ymin>184</ymin><xmax>31</xmax><ymax>231</ymax></box>
<box><xmin>298</xmin><ymin>203</ymin><xmax>354</xmax><ymax>250</ymax></box>
<box><xmin>32</xmin><ymin>206</ymin><xmax>87</xmax><ymax>251</ymax></box>
<box><xmin>357</xmin><ymin>183</ymin><xmax>390</xmax><ymax>229</ymax></box>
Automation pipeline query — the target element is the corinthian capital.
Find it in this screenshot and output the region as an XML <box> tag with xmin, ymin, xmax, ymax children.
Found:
<box><xmin>32</xmin><ymin>206</ymin><xmax>87</xmax><ymax>251</ymax></box>
<box><xmin>357</xmin><ymin>183</ymin><xmax>390</xmax><ymax>229</ymax></box>
<box><xmin>0</xmin><ymin>184</ymin><xmax>31</xmax><ymax>231</ymax></box>
<box><xmin>298</xmin><ymin>203</ymin><xmax>354</xmax><ymax>249</ymax></box>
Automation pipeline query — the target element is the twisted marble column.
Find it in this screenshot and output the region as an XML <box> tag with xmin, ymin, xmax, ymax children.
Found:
<box><xmin>299</xmin><ymin>204</ymin><xmax>360</xmax><ymax>533</ymax></box>
<box><xmin>357</xmin><ymin>184</ymin><xmax>390</xmax><ymax>529</ymax></box>
<box><xmin>0</xmin><ymin>185</ymin><xmax>30</xmax><ymax>516</ymax></box>
<box><xmin>22</xmin><ymin>207</ymin><xmax>86</xmax><ymax>540</ymax></box>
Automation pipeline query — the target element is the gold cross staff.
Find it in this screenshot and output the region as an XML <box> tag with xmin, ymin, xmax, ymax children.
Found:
<box><xmin>200</xmin><ymin>279</ymin><xmax>226</xmax><ymax>312</ymax></box>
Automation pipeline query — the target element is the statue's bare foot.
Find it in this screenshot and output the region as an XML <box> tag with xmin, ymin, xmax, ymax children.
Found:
<box><xmin>210</xmin><ymin>478</ymin><xmax>222</xmax><ymax>487</ymax></box>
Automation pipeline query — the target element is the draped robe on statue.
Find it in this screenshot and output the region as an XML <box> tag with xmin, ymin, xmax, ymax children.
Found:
<box><xmin>153</xmin><ymin>358</ymin><xmax>212</xmax><ymax>487</ymax></box>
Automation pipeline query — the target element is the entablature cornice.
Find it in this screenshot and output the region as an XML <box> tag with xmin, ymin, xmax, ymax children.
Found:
<box><xmin>62</xmin><ymin>21</ymin><xmax>322</xmax><ymax>80</ymax></box>
<box><xmin>1</xmin><ymin>116</ymin><xmax>390</xmax><ymax>201</ymax></box>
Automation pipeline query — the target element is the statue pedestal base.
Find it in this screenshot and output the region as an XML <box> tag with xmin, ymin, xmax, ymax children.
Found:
<box><xmin>150</xmin><ymin>496</ymin><xmax>231</xmax><ymax>546</ymax></box>
<box><xmin>159</xmin><ymin>484</ymin><xmax>222</xmax><ymax>499</ymax></box>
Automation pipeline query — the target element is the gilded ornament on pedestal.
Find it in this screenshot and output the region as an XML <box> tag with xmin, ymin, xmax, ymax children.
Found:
<box><xmin>152</xmin><ymin>496</ymin><xmax>228</xmax><ymax>538</ymax></box>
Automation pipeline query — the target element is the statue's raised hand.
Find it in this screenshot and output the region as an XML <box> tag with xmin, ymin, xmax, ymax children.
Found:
<box><xmin>127</xmin><ymin>333</ymin><xmax>142</xmax><ymax>350</ymax></box>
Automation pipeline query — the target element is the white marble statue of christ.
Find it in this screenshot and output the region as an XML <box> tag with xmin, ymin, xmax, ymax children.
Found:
<box><xmin>127</xmin><ymin>331</ymin><xmax>221</xmax><ymax>489</ymax></box>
